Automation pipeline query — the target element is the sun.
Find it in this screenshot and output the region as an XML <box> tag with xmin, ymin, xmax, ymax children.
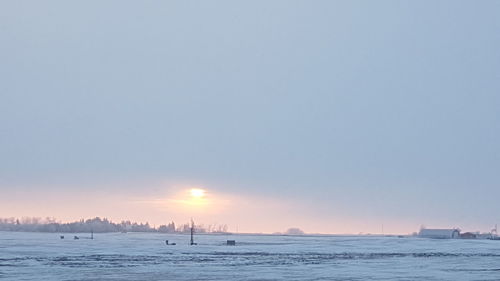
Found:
<box><xmin>190</xmin><ymin>188</ymin><xmax>206</xmax><ymax>199</ymax></box>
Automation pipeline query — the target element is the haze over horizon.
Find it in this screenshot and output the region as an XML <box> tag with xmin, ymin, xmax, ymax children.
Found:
<box><xmin>1</xmin><ymin>1</ymin><xmax>499</xmax><ymax>234</ymax></box>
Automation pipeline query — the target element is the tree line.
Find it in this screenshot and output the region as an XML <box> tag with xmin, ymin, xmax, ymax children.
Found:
<box><xmin>0</xmin><ymin>217</ymin><xmax>229</xmax><ymax>234</ymax></box>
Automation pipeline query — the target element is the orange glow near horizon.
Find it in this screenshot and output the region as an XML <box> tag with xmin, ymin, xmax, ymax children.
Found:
<box><xmin>0</xmin><ymin>184</ymin><xmax>434</xmax><ymax>234</ymax></box>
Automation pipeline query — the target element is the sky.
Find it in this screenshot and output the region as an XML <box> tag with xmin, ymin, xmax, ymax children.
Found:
<box><xmin>1</xmin><ymin>1</ymin><xmax>499</xmax><ymax>234</ymax></box>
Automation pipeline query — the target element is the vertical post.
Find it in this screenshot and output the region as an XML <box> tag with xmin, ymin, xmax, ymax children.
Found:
<box><xmin>190</xmin><ymin>219</ymin><xmax>195</xmax><ymax>245</ymax></box>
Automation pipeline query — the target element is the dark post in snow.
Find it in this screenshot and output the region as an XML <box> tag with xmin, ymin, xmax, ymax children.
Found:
<box><xmin>190</xmin><ymin>219</ymin><xmax>196</xmax><ymax>245</ymax></box>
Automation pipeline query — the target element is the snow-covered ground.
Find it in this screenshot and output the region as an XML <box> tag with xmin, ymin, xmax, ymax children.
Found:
<box><xmin>1</xmin><ymin>231</ymin><xmax>500</xmax><ymax>280</ymax></box>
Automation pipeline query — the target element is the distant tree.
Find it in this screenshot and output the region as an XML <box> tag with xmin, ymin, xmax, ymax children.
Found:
<box><xmin>285</xmin><ymin>228</ymin><xmax>305</xmax><ymax>235</ymax></box>
<box><xmin>167</xmin><ymin>221</ymin><xmax>175</xmax><ymax>232</ymax></box>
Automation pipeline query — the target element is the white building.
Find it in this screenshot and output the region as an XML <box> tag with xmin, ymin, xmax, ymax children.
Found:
<box><xmin>418</xmin><ymin>228</ymin><xmax>460</xmax><ymax>239</ymax></box>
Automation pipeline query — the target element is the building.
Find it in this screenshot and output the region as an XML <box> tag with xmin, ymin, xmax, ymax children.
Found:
<box><xmin>460</xmin><ymin>232</ymin><xmax>477</xmax><ymax>239</ymax></box>
<box><xmin>418</xmin><ymin>228</ymin><xmax>460</xmax><ymax>239</ymax></box>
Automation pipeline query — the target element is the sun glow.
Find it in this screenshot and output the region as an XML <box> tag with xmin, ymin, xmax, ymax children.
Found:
<box><xmin>148</xmin><ymin>187</ymin><xmax>227</xmax><ymax>214</ymax></box>
<box><xmin>190</xmin><ymin>188</ymin><xmax>206</xmax><ymax>198</ymax></box>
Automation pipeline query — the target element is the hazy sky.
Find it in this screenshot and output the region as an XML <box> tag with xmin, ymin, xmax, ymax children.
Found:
<box><xmin>1</xmin><ymin>1</ymin><xmax>499</xmax><ymax>234</ymax></box>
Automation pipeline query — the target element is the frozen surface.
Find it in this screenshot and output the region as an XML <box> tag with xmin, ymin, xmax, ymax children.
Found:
<box><xmin>1</xmin><ymin>231</ymin><xmax>500</xmax><ymax>280</ymax></box>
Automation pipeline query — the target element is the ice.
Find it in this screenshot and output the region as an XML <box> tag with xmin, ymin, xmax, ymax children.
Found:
<box><xmin>1</xmin><ymin>231</ymin><xmax>500</xmax><ymax>280</ymax></box>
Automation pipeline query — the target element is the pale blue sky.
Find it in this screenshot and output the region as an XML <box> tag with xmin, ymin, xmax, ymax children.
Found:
<box><xmin>1</xmin><ymin>1</ymin><xmax>499</xmax><ymax>233</ymax></box>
